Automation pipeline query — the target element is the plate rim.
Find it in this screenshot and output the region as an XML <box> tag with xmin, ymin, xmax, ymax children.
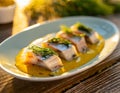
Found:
<box><xmin>0</xmin><ymin>16</ymin><xmax>120</xmax><ymax>81</ymax></box>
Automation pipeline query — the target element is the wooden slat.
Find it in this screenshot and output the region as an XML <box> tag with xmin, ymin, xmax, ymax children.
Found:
<box><xmin>65</xmin><ymin>62</ymin><xmax>120</xmax><ymax>93</ymax></box>
<box><xmin>0</xmin><ymin>23</ymin><xmax>12</xmax><ymax>42</ymax></box>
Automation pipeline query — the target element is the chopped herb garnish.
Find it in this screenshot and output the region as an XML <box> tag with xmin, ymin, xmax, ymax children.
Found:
<box><xmin>61</xmin><ymin>25</ymin><xmax>72</xmax><ymax>34</ymax></box>
<box><xmin>29</xmin><ymin>45</ymin><xmax>56</xmax><ymax>58</ymax></box>
<box><xmin>49</xmin><ymin>37</ymin><xmax>71</xmax><ymax>47</ymax></box>
<box><xmin>74</xmin><ymin>22</ymin><xmax>92</xmax><ymax>34</ymax></box>
<box><xmin>61</xmin><ymin>24</ymin><xmax>86</xmax><ymax>37</ymax></box>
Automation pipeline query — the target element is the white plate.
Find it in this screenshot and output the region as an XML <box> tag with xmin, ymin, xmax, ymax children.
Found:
<box><xmin>0</xmin><ymin>16</ymin><xmax>119</xmax><ymax>81</ymax></box>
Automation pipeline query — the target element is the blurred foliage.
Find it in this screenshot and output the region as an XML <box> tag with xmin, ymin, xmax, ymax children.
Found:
<box><xmin>24</xmin><ymin>0</ymin><xmax>120</xmax><ymax>21</ymax></box>
<box><xmin>54</xmin><ymin>0</ymin><xmax>114</xmax><ymax>16</ymax></box>
<box><xmin>0</xmin><ymin>0</ymin><xmax>15</xmax><ymax>7</ymax></box>
<box><xmin>104</xmin><ymin>0</ymin><xmax>120</xmax><ymax>13</ymax></box>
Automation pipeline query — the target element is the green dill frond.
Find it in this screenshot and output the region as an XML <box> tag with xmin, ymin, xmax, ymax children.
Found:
<box><xmin>74</xmin><ymin>22</ymin><xmax>92</xmax><ymax>34</ymax></box>
<box><xmin>28</xmin><ymin>45</ymin><xmax>56</xmax><ymax>57</ymax></box>
<box><xmin>61</xmin><ymin>25</ymin><xmax>72</xmax><ymax>34</ymax></box>
<box><xmin>49</xmin><ymin>37</ymin><xmax>71</xmax><ymax>47</ymax></box>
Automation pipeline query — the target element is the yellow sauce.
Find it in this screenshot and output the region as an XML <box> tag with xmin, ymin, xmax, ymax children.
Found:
<box><xmin>15</xmin><ymin>35</ymin><xmax>104</xmax><ymax>77</ymax></box>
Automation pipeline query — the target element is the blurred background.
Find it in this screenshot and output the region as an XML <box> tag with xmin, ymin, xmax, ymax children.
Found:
<box><xmin>23</xmin><ymin>0</ymin><xmax>120</xmax><ymax>22</ymax></box>
<box><xmin>0</xmin><ymin>0</ymin><xmax>120</xmax><ymax>34</ymax></box>
<box><xmin>16</xmin><ymin>0</ymin><xmax>120</xmax><ymax>23</ymax></box>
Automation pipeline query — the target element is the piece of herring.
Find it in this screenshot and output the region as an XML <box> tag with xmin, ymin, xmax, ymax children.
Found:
<box><xmin>43</xmin><ymin>38</ymin><xmax>78</xmax><ymax>61</ymax></box>
<box><xmin>23</xmin><ymin>46</ymin><xmax>63</xmax><ymax>71</ymax></box>
<box><xmin>57</xmin><ymin>32</ymin><xmax>88</xmax><ymax>53</ymax></box>
<box><xmin>71</xmin><ymin>23</ymin><xmax>99</xmax><ymax>44</ymax></box>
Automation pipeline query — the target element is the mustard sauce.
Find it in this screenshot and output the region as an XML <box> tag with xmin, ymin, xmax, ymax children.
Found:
<box><xmin>15</xmin><ymin>35</ymin><xmax>104</xmax><ymax>77</ymax></box>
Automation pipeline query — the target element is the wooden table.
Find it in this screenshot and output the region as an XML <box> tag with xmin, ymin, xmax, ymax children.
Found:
<box><xmin>0</xmin><ymin>14</ymin><xmax>120</xmax><ymax>93</ymax></box>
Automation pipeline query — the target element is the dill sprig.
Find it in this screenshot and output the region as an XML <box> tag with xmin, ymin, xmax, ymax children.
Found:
<box><xmin>29</xmin><ymin>45</ymin><xmax>56</xmax><ymax>58</ymax></box>
<box><xmin>61</xmin><ymin>24</ymin><xmax>86</xmax><ymax>37</ymax></box>
<box><xmin>74</xmin><ymin>22</ymin><xmax>92</xmax><ymax>34</ymax></box>
<box><xmin>49</xmin><ymin>37</ymin><xmax>71</xmax><ymax>47</ymax></box>
<box><xmin>61</xmin><ymin>25</ymin><xmax>72</xmax><ymax>34</ymax></box>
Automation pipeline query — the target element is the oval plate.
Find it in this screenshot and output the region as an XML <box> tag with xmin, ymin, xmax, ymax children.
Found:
<box><xmin>0</xmin><ymin>16</ymin><xmax>119</xmax><ymax>81</ymax></box>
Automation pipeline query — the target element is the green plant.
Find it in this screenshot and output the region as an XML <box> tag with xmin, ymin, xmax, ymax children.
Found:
<box><xmin>24</xmin><ymin>0</ymin><xmax>119</xmax><ymax>21</ymax></box>
<box><xmin>54</xmin><ymin>0</ymin><xmax>114</xmax><ymax>16</ymax></box>
<box><xmin>104</xmin><ymin>0</ymin><xmax>120</xmax><ymax>13</ymax></box>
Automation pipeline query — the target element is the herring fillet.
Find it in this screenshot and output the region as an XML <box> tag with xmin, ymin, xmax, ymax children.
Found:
<box><xmin>21</xmin><ymin>47</ymin><xmax>63</xmax><ymax>71</ymax></box>
<box><xmin>57</xmin><ymin>32</ymin><xmax>88</xmax><ymax>53</ymax></box>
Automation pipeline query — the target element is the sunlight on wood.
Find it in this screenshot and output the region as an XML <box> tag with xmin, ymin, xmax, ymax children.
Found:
<box><xmin>12</xmin><ymin>0</ymin><xmax>30</xmax><ymax>35</ymax></box>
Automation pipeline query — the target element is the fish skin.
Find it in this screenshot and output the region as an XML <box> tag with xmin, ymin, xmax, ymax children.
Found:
<box><xmin>71</xmin><ymin>25</ymin><xmax>99</xmax><ymax>44</ymax></box>
<box><xmin>22</xmin><ymin>48</ymin><xmax>63</xmax><ymax>71</ymax></box>
<box><xmin>43</xmin><ymin>42</ymin><xmax>78</xmax><ymax>61</ymax></box>
<box><xmin>57</xmin><ymin>32</ymin><xmax>88</xmax><ymax>53</ymax></box>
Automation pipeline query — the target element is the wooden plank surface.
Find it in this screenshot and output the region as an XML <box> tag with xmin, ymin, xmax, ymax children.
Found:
<box><xmin>0</xmin><ymin>14</ymin><xmax>120</xmax><ymax>93</ymax></box>
<box><xmin>65</xmin><ymin>62</ymin><xmax>120</xmax><ymax>93</ymax></box>
<box><xmin>0</xmin><ymin>23</ymin><xmax>12</xmax><ymax>42</ymax></box>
